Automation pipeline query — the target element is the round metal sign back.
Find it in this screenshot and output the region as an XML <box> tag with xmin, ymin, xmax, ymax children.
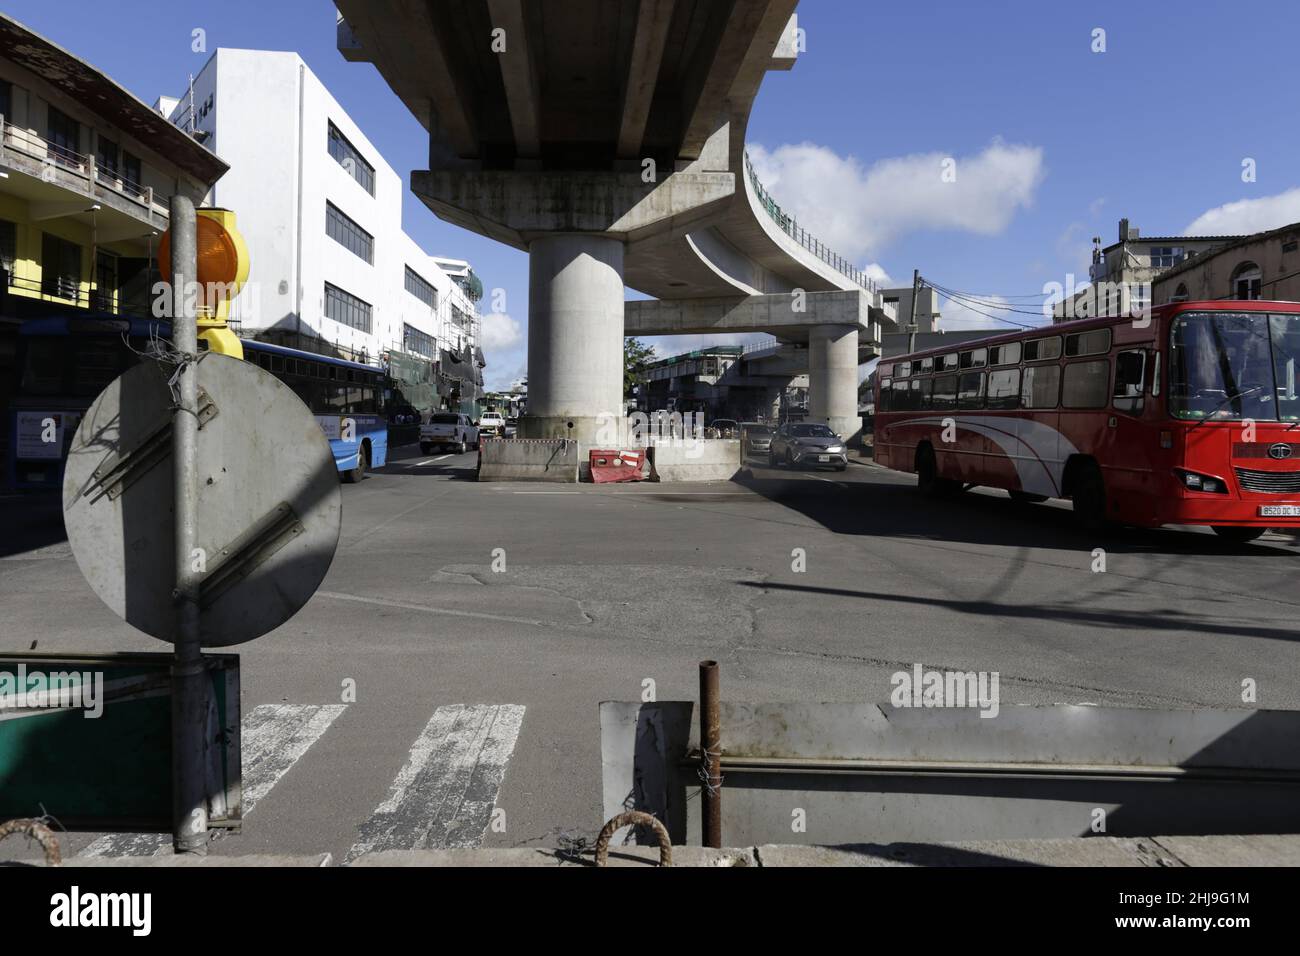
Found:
<box><xmin>63</xmin><ymin>353</ymin><xmax>342</xmax><ymax>646</ymax></box>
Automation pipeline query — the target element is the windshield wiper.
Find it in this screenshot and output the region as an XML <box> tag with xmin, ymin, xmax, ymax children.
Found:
<box><xmin>1189</xmin><ymin>384</ymin><xmax>1269</xmax><ymax>428</ymax></box>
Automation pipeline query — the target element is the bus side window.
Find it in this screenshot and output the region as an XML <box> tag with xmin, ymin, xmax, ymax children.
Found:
<box><xmin>932</xmin><ymin>374</ymin><xmax>958</xmax><ymax>410</ymax></box>
<box><xmin>878</xmin><ymin>378</ymin><xmax>892</xmax><ymax>412</ymax></box>
<box><xmin>957</xmin><ymin>371</ymin><xmax>985</xmax><ymax>409</ymax></box>
<box><xmin>1113</xmin><ymin>350</ymin><xmax>1146</xmax><ymax>414</ymax></box>
<box><xmin>987</xmin><ymin>368</ymin><xmax>1021</xmax><ymax>409</ymax></box>
<box><xmin>1021</xmin><ymin>365</ymin><xmax>1061</xmax><ymax>409</ymax></box>
<box><xmin>258</xmin><ymin>354</ymin><xmax>272</xmax><ymax>371</ymax></box>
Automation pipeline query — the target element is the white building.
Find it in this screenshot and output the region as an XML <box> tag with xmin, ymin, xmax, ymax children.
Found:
<box><xmin>156</xmin><ymin>48</ymin><xmax>484</xmax><ymax>412</ymax></box>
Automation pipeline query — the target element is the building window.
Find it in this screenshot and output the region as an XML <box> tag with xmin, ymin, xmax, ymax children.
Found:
<box><xmin>403</xmin><ymin>323</ymin><xmax>435</xmax><ymax>358</ymax></box>
<box><xmin>1283</xmin><ymin>239</ymin><xmax>1298</xmax><ymax>254</ymax></box>
<box><xmin>1232</xmin><ymin>262</ymin><xmax>1262</xmax><ymax>300</ymax></box>
<box><xmin>325</xmin><ymin>201</ymin><xmax>373</xmax><ymax>263</ymax></box>
<box><xmin>324</xmin><ymin>282</ymin><xmax>371</xmax><ymax>333</ymax></box>
<box><xmin>1149</xmin><ymin>246</ymin><xmax>1185</xmax><ymax>269</ymax></box>
<box><xmin>47</xmin><ymin>106</ymin><xmax>81</xmax><ymax>166</ymax></box>
<box><xmin>327</xmin><ymin>121</ymin><xmax>374</xmax><ymax>195</ymax></box>
<box><xmin>1173</xmin><ymin>283</ymin><xmax>1189</xmax><ymax>302</ymax></box>
<box><xmin>41</xmin><ymin>232</ymin><xmax>82</xmax><ymax>299</ymax></box>
<box><xmin>0</xmin><ymin>81</ymin><xmax>11</xmax><ymax>122</ymax></box>
<box><xmin>96</xmin><ymin>135</ymin><xmax>119</xmax><ymax>180</ymax></box>
<box><xmin>405</xmin><ymin>266</ymin><xmax>437</xmax><ymax>309</ymax></box>
<box><xmin>122</xmin><ymin>151</ymin><xmax>142</xmax><ymax>192</ymax></box>
<box><xmin>0</xmin><ymin>219</ymin><xmax>16</xmax><ymax>285</ymax></box>
<box><xmin>451</xmin><ymin>304</ymin><xmax>470</xmax><ymax>329</ymax></box>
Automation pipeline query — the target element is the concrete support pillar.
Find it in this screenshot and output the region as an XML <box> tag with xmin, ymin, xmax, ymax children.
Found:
<box><xmin>520</xmin><ymin>234</ymin><xmax>626</xmax><ymax>446</ymax></box>
<box><xmin>808</xmin><ymin>323</ymin><xmax>862</xmax><ymax>446</ymax></box>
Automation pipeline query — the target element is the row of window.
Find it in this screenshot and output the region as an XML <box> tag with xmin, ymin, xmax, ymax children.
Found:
<box><xmin>405</xmin><ymin>266</ymin><xmax>438</xmax><ymax>310</ymax></box>
<box><xmin>403</xmin><ymin>323</ymin><xmax>435</xmax><ymax>358</ymax></box>
<box><xmin>324</xmin><ymin>282</ymin><xmax>372</xmax><ymax>334</ymax></box>
<box><xmin>886</xmin><ymin>329</ymin><xmax>1113</xmax><ymax>381</ymax></box>
<box><xmin>328</xmin><ymin>121</ymin><xmax>375</xmax><ymax>195</ymax></box>
<box><xmin>325</xmin><ymin>201</ymin><xmax>374</xmax><ymax>264</ymax></box>
<box><xmin>0</xmin><ymin>81</ymin><xmax>145</xmax><ymax>188</ymax></box>
<box><xmin>880</xmin><ymin>349</ymin><xmax>1151</xmax><ymax>415</ymax></box>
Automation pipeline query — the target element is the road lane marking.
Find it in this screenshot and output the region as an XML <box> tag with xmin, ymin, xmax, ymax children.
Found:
<box><xmin>79</xmin><ymin>703</ymin><xmax>346</xmax><ymax>857</ymax></box>
<box><xmin>346</xmin><ymin>703</ymin><xmax>524</xmax><ymax>859</ymax></box>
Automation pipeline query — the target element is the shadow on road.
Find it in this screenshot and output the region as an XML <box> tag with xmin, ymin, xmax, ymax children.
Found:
<box><xmin>730</xmin><ymin>464</ymin><xmax>1300</xmax><ymax>559</ymax></box>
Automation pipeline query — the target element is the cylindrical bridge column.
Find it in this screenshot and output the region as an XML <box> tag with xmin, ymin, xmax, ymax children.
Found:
<box><xmin>808</xmin><ymin>323</ymin><xmax>862</xmax><ymax>446</ymax></box>
<box><xmin>520</xmin><ymin>234</ymin><xmax>626</xmax><ymax>446</ymax></box>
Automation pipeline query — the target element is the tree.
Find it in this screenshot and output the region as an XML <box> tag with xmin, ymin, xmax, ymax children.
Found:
<box><xmin>624</xmin><ymin>337</ymin><xmax>656</xmax><ymax>398</ymax></box>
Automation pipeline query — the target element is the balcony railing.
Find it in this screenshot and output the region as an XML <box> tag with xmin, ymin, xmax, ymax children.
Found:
<box><xmin>3</xmin><ymin>269</ymin><xmax>157</xmax><ymax>316</ymax></box>
<box><xmin>0</xmin><ymin>114</ymin><xmax>162</xmax><ymax>215</ymax></box>
<box><xmin>743</xmin><ymin>149</ymin><xmax>878</xmax><ymax>295</ymax></box>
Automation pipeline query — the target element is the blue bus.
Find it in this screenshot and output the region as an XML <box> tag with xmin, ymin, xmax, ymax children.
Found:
<box><xmin>5</xmin><ymin>316</ymin><xmax>389</xmax><ymax>490</ymax></box>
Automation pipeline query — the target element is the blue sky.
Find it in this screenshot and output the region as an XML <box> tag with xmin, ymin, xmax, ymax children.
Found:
<box><xmin>11</xmin><ymin>0</ymin><xmax>1300</xmax><ymax>386</ymax></box>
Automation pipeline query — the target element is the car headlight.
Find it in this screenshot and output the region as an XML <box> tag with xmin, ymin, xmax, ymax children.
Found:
<box><xmin>826</xmin><ymin>445</ymin><xmax>844</xmax><ymax>453</ymax></box>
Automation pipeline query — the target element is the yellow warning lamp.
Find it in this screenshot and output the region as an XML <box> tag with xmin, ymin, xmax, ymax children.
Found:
<box><xmin>159</xmin><ymin>208</ymin><xmax>250</xmax><ymax>359</ymax></box>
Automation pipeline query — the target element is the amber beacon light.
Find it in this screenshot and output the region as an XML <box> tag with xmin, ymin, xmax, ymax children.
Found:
<box><xmin>158</xmin><ymin>207</ymin><xmax>250</xmax><ymax>358</ymax></box>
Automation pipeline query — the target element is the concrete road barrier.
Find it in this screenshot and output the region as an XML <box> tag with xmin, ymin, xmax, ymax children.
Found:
<box><xmin>648</xmin><ymin>439</ymin><xmax>741</xmax><ymax>482</ymax></box>
<box><xmin>477</xmin><ymin>438</ymin><xmax>579</xmax><ymax>482</ymax></box>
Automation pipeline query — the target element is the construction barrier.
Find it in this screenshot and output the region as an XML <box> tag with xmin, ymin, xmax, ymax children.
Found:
<box><xmin>477</xmin><ymin>438</ymin><xmax>579</xmax><ymax>482</ymax></box>
<box><xmin>589</xmin><ymin>448</ymin><xmax>647</xmax><ymax>483</ymax></box>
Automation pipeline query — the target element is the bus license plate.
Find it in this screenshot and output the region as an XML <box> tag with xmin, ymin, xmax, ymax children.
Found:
<box><xmin>1259</xmin><ymin>505</ymin><xmax>1300</xmax><ymax>517</ymax></box>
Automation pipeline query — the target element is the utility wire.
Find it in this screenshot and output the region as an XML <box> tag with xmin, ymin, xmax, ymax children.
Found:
<box><xmin>924</xmin><ymin>279</ymin><xmax>1058</xmax><ymax>317</ymax></box>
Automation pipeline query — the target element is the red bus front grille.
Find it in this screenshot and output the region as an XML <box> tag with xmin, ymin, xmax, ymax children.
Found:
<box><xmin>1235</xmin><ymin>467</ymin><xmax>1300</xmax><ymax>494</ymax></box>
<box><xmin>1233</xmin><ymin>442</ymin><xmax>1300</xmax><ymax>458</ymax></box>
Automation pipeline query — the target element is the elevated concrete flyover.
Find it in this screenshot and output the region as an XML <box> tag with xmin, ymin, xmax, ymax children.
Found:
<box><xmin>626</xmin><ymin>290</ymin><xmax>879</xmax><ymax>441</ymax></box>
<box><xmin>336</xmin><ymin>0</ymin><xmax>895</xmax><ymax>452</ymax></box>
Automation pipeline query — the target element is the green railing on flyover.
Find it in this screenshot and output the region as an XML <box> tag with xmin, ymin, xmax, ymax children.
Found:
<box><xmin>743</xmin><ymin>150</ymin><xmax>878</xmax><ymax>295</ymax></box>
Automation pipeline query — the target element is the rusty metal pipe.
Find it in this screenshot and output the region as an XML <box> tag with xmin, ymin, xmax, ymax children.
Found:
<box><xmin>699</xmin><ymin>659</ymin><xmax>721</xmax><ymax>848</ymax></box>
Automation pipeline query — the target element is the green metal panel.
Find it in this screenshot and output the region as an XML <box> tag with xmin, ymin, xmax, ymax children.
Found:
<box><xmin>0</xmin><ymin>652</ymin><xmax>240</xmax><ymax>831</ymax></box>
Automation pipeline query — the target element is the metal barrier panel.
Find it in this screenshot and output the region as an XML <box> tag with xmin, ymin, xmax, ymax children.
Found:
<box><xmin>600</xmin><ymin>701</ymin><xmax>1300</xmax><ymax>847</ymax></box>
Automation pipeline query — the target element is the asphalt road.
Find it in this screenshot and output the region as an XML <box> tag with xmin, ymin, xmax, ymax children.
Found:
<box><xmin>2</xmin><ymin>443</ymin><xmax>1298</xmax><ymax>860</ymax></box>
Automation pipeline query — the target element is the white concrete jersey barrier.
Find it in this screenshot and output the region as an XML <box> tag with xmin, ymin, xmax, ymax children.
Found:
<box><xmin>648</xmin><ymin>439</ymin><xmax>741</xmax><ymax>482</ymax></box>
<box><xmin>476</xmin><ymin>439</ymin><xmax>579</xmax><ymax>482</ymax></box>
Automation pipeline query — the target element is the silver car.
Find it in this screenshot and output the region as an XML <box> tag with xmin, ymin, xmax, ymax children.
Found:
<box><xmin>769</xmin><ymin>422</ymin><xmax>848</xmax><ymax>471</ymax></box>
<box><xmin>740</xmin><ymin>422</ymin><xmax>773</xmax><ymax>457</ymax></box>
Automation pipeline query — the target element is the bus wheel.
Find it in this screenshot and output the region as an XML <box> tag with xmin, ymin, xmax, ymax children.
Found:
<box><xmin>1212</xmin><ymin>526</ymin><xmax>1266</xmax><ymax>544</ymax></box>
<box><xmin>344</xmin><ymin>444</ymin><xmax>368</xmax><ymax>484</ymax></box>
<box><xmin>1071</xmin><ymin>461</ymin><xmax>1108</xmax><ymax>530</ymax></box>
<box><xmin>1009</xmin><ymin>490</ymin><xmax>1049</xmax><ymax>503</ymax></box>
<box><xmin>916</xmin><ymin>445</ymin><xmax>955</xmax><ymax>497</ymax></box>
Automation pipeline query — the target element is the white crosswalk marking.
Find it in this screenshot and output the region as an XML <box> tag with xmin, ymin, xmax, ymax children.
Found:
<box><xmin>346</xmin><ymin>703</ymin><xmax>524</xmax><ymax>861</ymax></box>
<box><xmin>79</xmin><ymin>703</ymin><xmax>346</xmax><ymax>857</ymax></box>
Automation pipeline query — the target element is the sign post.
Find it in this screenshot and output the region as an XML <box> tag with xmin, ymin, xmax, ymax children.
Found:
<box><xmin>168</xmin><ymin>194</ymin><xmax>207</xmax><ymax>855</ymax></box>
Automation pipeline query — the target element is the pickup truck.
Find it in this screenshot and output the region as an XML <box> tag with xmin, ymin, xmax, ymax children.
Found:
<box><xmin>478</xmin><ymin>411</ymin><xmax>506</xmax><ymax>438</ymax></box>
<box><xmin>420</xmin><ymin>412</ymin><xmax>479</xmax><ymax>454</ymax></box>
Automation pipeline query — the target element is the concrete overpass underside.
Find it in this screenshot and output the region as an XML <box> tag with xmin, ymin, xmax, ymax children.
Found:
<box><xmin>337</xmin><ymin>0</ymin><xmax>895</xmax><ymax>448</ymax></box>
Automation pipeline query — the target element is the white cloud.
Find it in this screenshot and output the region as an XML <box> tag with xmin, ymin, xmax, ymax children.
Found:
<box><xmin>747</xmin><ymin>138</ymin><xmax>1046</xmax><ymax>261</ymax></box>
<box><xmin>863</xmin><ymin>262</ymin><xmax>893</xmax><ymax>288</ymax></box>
<box><xmin>1184</xmin><ymin>187</ymin><xmax>1300</xmax><ymax>236</ymax></box>
<box><xmin>481</xmin><ymin>312</ymin><xmax>522</xmax><ymax>350</ymax></box>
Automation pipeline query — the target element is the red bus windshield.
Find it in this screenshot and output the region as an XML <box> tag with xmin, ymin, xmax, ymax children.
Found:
<box><xmin>1170</xmin><ymin>311</ymin><xmax>1300</xmax><ymax>422</ymax></box>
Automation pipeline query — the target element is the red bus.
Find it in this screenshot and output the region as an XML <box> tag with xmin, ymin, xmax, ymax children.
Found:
<box><xmin>873</xmin><ymin>300</ymin><xmax>1300</xmax><ymax>541</ymax></box>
